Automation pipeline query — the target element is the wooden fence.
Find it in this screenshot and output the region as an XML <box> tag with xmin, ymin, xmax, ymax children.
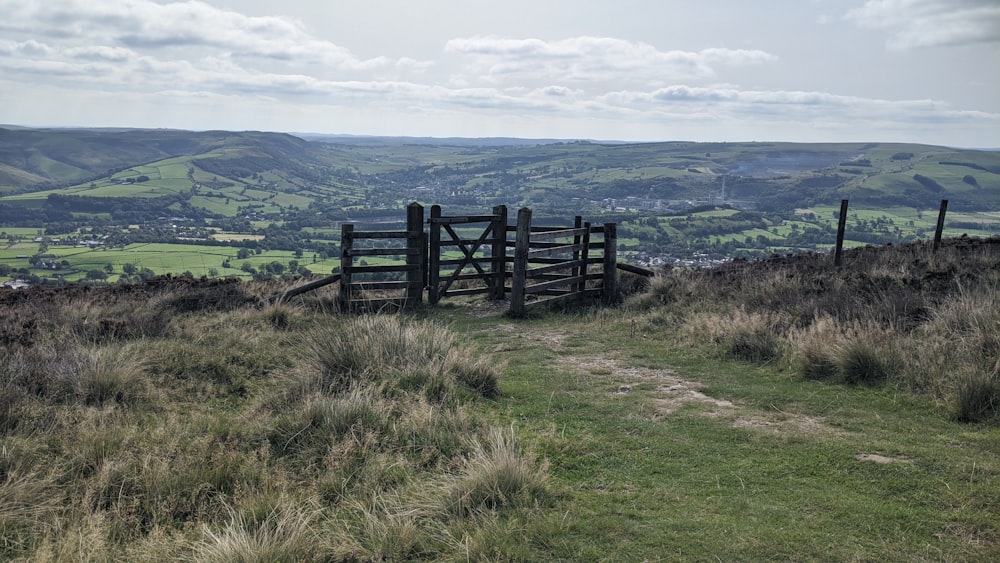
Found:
<box><xmin>337</xmin><ymin>203</ymin><xmax>426</xmax><ymax>312</ymax></box>
<box><xmin>834</xmin><ymin>198</ymin><xmax>951</xmax><ymax>267</ymax></box>
<box><xmin>287</xmin><ymin>203</ymin><xmax>621</xmax><ymax>314</ymax></box>
<box><xmin>508</xmin><ymin>207</ymin><xmax>617</xmax><ymax>317</ymax></box>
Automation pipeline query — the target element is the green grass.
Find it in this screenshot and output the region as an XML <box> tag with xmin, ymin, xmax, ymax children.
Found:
<box><xmin>446</xmin><ymin>311</ymin><xmax>999</xmax><ymax>561</ymax></box>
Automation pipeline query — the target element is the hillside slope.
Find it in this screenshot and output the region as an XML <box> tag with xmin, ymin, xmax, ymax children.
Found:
<box><xmin>0</xmin><ymin>239</ymin><xmax>997</xmax><ymax>560</ymax></box>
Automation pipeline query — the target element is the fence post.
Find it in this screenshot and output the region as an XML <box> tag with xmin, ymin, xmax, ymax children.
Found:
<box><xmin>580</xmin><ymin>222</ymin><xmax>591</xmax><ymax>296</ymax></box>
<box><xmin>491</xmin><ymin>205</ymin><xmax>508</xmax><ymax>300</ymax></box>
<box><xmin>338</xmin><ymin>223</ymin><xmax>354</xmax><ymax>312</ymax></box>
<box><xmin>834</xmin><ymin>199</ymin><xmax>849</xmax><ymax>268</ymax></box>
<box><xmin>602</xmin><ymin>222</ymin><xmax>617</xmax><ymax>305</ymax></box>
<box><xmin>405</xmin><ymin>202</ymin><xmax>424</xmax><ymax>310</ymax></box>
<box><xmin>572</xmin><ymin>216</ymin><xmax>583</xmax><ymax>294</ymax></box>
<box><xmin>510</xmin><ymin>207</ymin><xmax>532</xmax><ymax>317</ymax></box>
<box><xmin>428</xmin><ymin>204</ymin><xmax>442</xmax><ymax>304</ymax></box>
<box><xmin>933</xmin><ymin>199</ymin><xmax>949</xmax><ymax>252</ymax></box>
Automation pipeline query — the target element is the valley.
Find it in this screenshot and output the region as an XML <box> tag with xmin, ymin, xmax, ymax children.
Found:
<box><xmin>1</xmin><ymin>128</ymin><xmax>998</xmax><ymax>284</ymax></box>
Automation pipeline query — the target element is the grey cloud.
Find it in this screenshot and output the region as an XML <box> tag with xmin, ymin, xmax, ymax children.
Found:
<box><xmin>845</xmin><ymin>0</ymin><xmax>1000</xmax><ymax>49</ymax></box>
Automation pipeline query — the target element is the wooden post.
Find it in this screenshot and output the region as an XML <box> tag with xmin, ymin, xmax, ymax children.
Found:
<box><xmin>338</xmin><ymin>223</ymin><xmax>353</xmax><ymax>312</ymax></box>
<box><xmin>510</xmin><ymin>207</ymin><xmax>532</xmax><ymax>317</ymax></box>
<box><xmin>428</xmin><ymin>204</ymin><xmax>442</xmax><ymax>304</ymax></box>
<box><xmin>405</xmin><ymin>202</ymin><xmax>424</xmax><ymax>309</ymax></box>
<box><xmin>834</xmin><ymin>199</ymin><xmax>849</xmax><ymax>268</ymax></box>
<box><xmin>572</xmin><ymin>215</ymin><xmax>583</xmax><ymax>294</ymax></box>
<box><xmin>276</xmin><ymin>273</ymin><xmax>341</xmax><ymax>304</ymax></box>
<box><xmin>602</xmin><ymin>222</ymin><xmax>617</xmax><ymax>305</ymax></box>
<box><xmin>580</xmin><ymin>222</ymin><xmax>591</xmax><ymax>297</ymax></box>
<box><xmin>933</xmin><ymin>199</ymin><xmax>949</xmax><ymax>252</ymax></box>
<box><xmin>490</xmin><ymin>205</ymin><xmax>508</xmax><ymax>300</ymax></box>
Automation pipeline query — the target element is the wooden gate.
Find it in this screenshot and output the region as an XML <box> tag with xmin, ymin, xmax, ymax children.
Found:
<box><xmin>282</xmin><ymin>202</ymin><xmax>619</xmax><ymax>314</ymax></box>
<box><xmin>509</xmin><ymin>207</ymin><xmax>617</xmax><ymax>317</ymax></box>
<box><xmin>338</xmin><ymin>203</ymin><xmax>425</xmax><ymax>312</ymax></box>
<box><xmin>427</xmin><ymin>204</ymin><xmax>507</xmax><ymax>303</ymax></box>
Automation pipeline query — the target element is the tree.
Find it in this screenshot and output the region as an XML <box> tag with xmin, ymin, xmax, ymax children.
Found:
<box><xmin>104</xmin><ymin>262</ymin><xmax>114</xmax><ymax>274</ymax></box>
<box><xmin>123</xmin><ymin>263</ymin><xmax>138</xmax><ymax>275</ymax></box>
<box><xmin>86</xmin><ymin>269</ymin><xmax>108</xmax><ymax>280</ymax></box>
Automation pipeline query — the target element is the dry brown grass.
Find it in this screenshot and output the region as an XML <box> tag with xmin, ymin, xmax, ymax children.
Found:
<box><xmin>638</xmin><ymin>238</ymin><xmax>1000</xmax><ymax>421</ymax></box>
<box><xmin>0</xmin><ymin>278</ymin><xmax>543</xmax><ymax>560</ymax></box>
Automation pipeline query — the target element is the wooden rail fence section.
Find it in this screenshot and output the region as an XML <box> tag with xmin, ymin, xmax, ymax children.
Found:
<box><xmin>509</xmin><ymin>207</ymin><xmax>617</xmax><ymax>317</ymax></box>
<box><xmin>834</xmin><ymin>199</ymin><xmax>951</xmax><ymax>268</ymax></box>
<box><xmin>428</xmin><ymin>204</ymin><xmax>507</xmax><ymax>303</ymax></box>
<box><xmin>320</xmin><ymin>203</ymin><xmax>620</xmax><ymax>314</ymax></box>
<box><xmin>338</xmin><ymin>203</ymin><xmax>426</xmax><ymax>312</ymax></box>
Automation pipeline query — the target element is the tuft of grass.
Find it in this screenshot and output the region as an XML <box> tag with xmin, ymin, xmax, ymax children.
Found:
<box><xmin>74</xmin><ymin>345</ymin><xmax>150</xmax><ymax>407</ymax></box>
<box><xmin>954</xmin><ymin>374</ymin><xmax>1000</xmax><ymax>423</ymax></box>
<box><xmin>332</xmin><ymin>492</ymin><xmax>430</xmax><ymax>561</ymax></box>
<box><xmin>263</xmin><ymin>303</ymin><xmax>301</xmax><ymax>331</ymax></box>
<box><xmin>444</xmin><ymin>427</ymin><xmax>550</xmax><ymax>517</ymax></box>
<box><xmin>800</xmin><ymin>348</ymin><xmax>840</xmax><ymax>380</ymax></box>
<box><xmin>838</xmin><ymin>339</ymin><xmax>896</xmax><ymax>386</ymax></box>
<box><xmin>720</xmin><ymin>328</ymin><xmax>784</xmax><ymax>364</ymax></box>
<box><xmin>305</xmin><ymin>315</ymin><xmax>501</xmax><ymax>399</ymax></box>
<box><xmin>191</xmin><ymin>502</ymin><xmax>326</xmax><ymax>563</ymax></box>
<box><xmin>625</xmin><ymin>273</ymin><xmax>693</xmax><ymax>310</ymax></box>
<box><xmin>0</xmin><ymin>471</ymin><xmax>62</xmax><ymax>557</ymax></box>
<box><xmin>306</xmin><ymin>315</ymin><xmax>452</xmax><ymax>391</ymax></box>
<box><xmin>445</xmin><ymin>351</ymin><xmax>502</xmax><ymax>398</ymax></box>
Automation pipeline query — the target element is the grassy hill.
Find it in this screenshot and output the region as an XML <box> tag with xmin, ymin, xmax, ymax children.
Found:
<box><xmin>1</xmin><ymin>128</ymin><xmax>998</xmax><ymax>285</ymax></box>
<box><xmin>2</xmin><ymin>129</ymin><xmax>998</xmax><ymax>215</ymax></box>
<box><xmin>1</xmin><ymin>238</ymin><xmax>997</xmax><ymax>560</ymax></box>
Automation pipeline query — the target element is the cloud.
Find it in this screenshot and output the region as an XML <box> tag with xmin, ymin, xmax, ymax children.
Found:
<box><xmin>845</xmin><ymin>0</ymin><xmax>1000</xmax><ymax>50</ymax></box>
<box><xmin>596</xmin><ymin>84</ymin><xmax>999</xmax><ymax>132</ymax></box>
<box><xmin>0</xmin><ymin>0</ymin><xmax>402</xmax><ymax>70</ymax></box>
<box><xmin>444</xmin><ymin>36</ymin><xmax>776</xmax><ymax>86</ymax></box>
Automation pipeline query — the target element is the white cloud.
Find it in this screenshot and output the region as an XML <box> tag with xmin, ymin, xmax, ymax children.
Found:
<box><xmin>444</xmin><ymin>36</ymin><xmax>776</xmax><ymax>86</ymax></box>
<box><xmin>0</xmin><ymin>1</ymin><xmax>994</xmax><ymax>146</ymax></box>
<box><xmin>845</xmin><ymin>0</ymin><xmax>1000</xmax><ymax>50</ymax></box>
<box><xmin>0</xmin><ymin>0</ymin><xmax>403</xmax><ymax>70</ymax></box>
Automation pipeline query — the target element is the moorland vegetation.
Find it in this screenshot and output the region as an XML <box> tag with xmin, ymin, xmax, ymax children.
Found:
<box><xmin>1</xmin><ymin>236</ymin><xmax>997</xmax><ymax>560</ymax></box>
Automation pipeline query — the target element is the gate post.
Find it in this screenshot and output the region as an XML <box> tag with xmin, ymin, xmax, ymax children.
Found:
<box><xmin>601</xmin><ymin>222</ymin><xmax>618</xmax><ymax>305</ymax></box>
<box><xmin>572</xmin><ymin>216</ymin><xmax>583</xmax><ymax>294</ymax></box>
<box><xmin>405</xmin><ymin>202</ymin><xmax>424</xmax><ymax>310</ymax></box>
<box><xmin>428</xmin><ymin>205</ymin><xmax>442</xmax><ymax>304</ymax></box>
<box><xmin>580</xmin><ymin>222</ymin><xmax>591</xmax><ymax>296</ymax></box>
<box><xmin>338</xmin><ymin>223</ymin><xmax>354</xmax><ymax>312</ymax></box>
<box><xmin>834</xmin><ymin>199</ymin><xmax>849</xmax><ymax>268</ymax></box>
<box><xmin>510</xmin><ymin>207</ymin><xmax>532</xmax><ymax>317</ymax></box>
<box><xmin>491</xmin><ymin>205</ymin><xmax>508</xmax><ymax>300</ymax></box>
<box><xmin>933</xmin><ymin>199</ymin><xmax>948</xmax><ymax>252</ymax></box>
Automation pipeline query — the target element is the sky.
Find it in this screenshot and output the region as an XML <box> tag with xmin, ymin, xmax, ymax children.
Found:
<box><xmin>0</xmin><ymin>0</ymin><xmax>998</xmax><ymax>147</ymax></box>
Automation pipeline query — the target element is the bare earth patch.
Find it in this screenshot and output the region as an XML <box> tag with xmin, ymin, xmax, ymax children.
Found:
<box><xmin>551</xmin><ymin>341</ymin><xmax>839</xmax><ymax>437</ymax></box>
<box><xmin>856</xmin><ymin>453</ymin><xmax>912</xmax><ymax>464</ymax></box>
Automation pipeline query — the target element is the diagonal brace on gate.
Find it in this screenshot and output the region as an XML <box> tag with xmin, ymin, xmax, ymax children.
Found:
<box><xmin>438</xmin><ymin>222</ymin><xmax>497</xmax><ymax>296</ymax></box>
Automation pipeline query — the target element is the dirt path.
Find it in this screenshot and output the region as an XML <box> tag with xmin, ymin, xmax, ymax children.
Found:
<box><xmin>488</xmin><ymin>321</ymin><xmax>845</xmax><ymax>438</ymax></box>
